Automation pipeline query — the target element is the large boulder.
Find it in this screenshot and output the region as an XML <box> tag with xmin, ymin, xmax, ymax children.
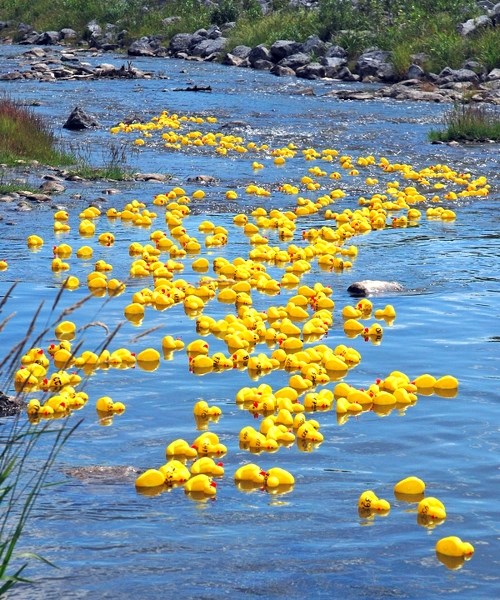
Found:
<box><xmin>270</xmin><ymin>39</ymin><xmax>303</xmax><ymax>62</ymax></box>
<box><xmin>128</xmin><ymin>37</ymin><xmax>157</xmax><ymax>56</ymax></box>
<box><xmin>191</xmin><ymin>37</ymin><xmax>227</xmax><ymax>58</ymax></box>
<box><xmin>296</xmin><ymin>62</ymin><xmax>325</xmax><ymax>80</ymax></box>
<box><xmin>63</xmin><ymin>106</ymin><xmax>99</xmax><ymax>130</ymax></box>
<box><xmin>490</xmin><ymin>3</ymin><xmax>500</xmax><ymax>25</ymax></box>
<box><xmin>270</xmin><ymin>64</ymin><xmax>296</xmax><ymax>77</ymax></box>
<box><xmin>248</xmin><ymin>44</ymin><xmax>272</xmax><ymax>66</ymax></box>
<box><xmin>355</xmin><ymin>49</ymin><xmax>396</xmax><ymax>82</ymax></box>
<box><xmin>278</xmin><ymin>52</ymin><xmax>311</xmax><ymax>71</ymax></box>
<box><xmin>301</xmin><ymin>35</ymin><xmax>328</xmax><ymax>57</ymax></box>
<box><xmin>458</xmin><ymin>15</ymin><xmax>492</xmax><ymax>36</ymax></box>
<box><xmin>321</xmin><ymin>56</ymin><xmax>348</xmax><ymax>78</ymax></box>
<box><xmin>169</xmin><ymin>33</ymin><xmax>194</xmax><ymax>55</ymax></box>
<box><xmin>436</xmin><ymin>67</ymin><xmax>480</xmax><ymax>85</ymax></box>
<box><xmin>324</xmin><ymin>45</ymin><xmax>347</xmax><ymax>59</ymax></box>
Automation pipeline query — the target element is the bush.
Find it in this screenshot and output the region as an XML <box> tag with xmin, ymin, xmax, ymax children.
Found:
<box><xmin>0</xmin><ymin>97</ymin><xmax>71</xmax><ymax>166</ymax></box>
<box><xmin>429</xmin><ymin>103</ymin><xmax>500</xmax><ymax>142</ymax></box>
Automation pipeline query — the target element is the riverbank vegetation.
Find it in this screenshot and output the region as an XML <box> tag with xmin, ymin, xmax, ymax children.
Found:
<box><xmin>429</xmin><ymin>103</ymin><xmax>500</xmax><ymax>142</ymax></box>
<box><xmin>0</xmin><ymin>1</ymin><xmax>498</xmax><ymax>75</ymax></box>
<box><xmin>0</xmin><ymin>97</ymin><xmax>71</xmax><ymax>166</ymax></box>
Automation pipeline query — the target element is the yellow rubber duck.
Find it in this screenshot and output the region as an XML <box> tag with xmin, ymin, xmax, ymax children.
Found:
<box><xmin>184</xmin><ymin>474</ymin><xmax>216</xmax><ymax>496</ymax></box>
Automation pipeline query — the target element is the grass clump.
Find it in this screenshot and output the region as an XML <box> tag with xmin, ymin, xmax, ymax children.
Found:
<box><xmin>0</xmin><ymin>98</ymin><xmax>72</xmax><ymax>167</ymax></box>
<box><xmin>65</xmin><ymin>142</ymin><xmax>134</xmax><ymax>181</ymax></box>
<box><xmin>429</xmin><ymin>103</ymin><xmax>500</xmax><ymax>142</ymax></box>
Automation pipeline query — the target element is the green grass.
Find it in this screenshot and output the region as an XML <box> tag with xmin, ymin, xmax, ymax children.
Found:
<box><xmin>65</xmin><ymin>142</ymin><xmax>134</xmax><ymax>181</ymax></box>
<box><xmin>0</xmin><ymin>284</ymin><xmax>81</xmax><ymax>595</ymax></box>
<box><xmin>0</xmin><ymin>98</ymin><xmax>72</xmax><ymax>166</ymax></box>
<box><xmin>429</xmin><ymin>103</ymin><xmax>500</xmax><ymax>142</ymax></box>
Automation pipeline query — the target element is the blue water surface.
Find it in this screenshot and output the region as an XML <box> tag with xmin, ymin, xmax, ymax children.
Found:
<box><xmin>0</xmin><ymin>46</ymin><xmax>499</xmax><ymax>599</ymax></box>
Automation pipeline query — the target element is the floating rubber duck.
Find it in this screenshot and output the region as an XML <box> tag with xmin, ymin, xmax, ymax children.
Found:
<box><xmin>165</xmin><ymin>438</ymin><xmax>198</xmax><ymax>459</ymax></box>
<box><xmin>234</xmin><ymin>463</ymin><xmax>266</xmax><ymax>486</ymax></box>
<box><xmin>394</xmin><ymin>476</ymin><xmax>426</xmax><ymax>496</ymax></box>
<box><xmin>27</xmin><ymin>234</ymin><xmax>44</xmax><ymax>248</ymax></box>
<box><xmin>193</xmin><ymin>400</ymin><xmax>222</xmax><ymax>419</ymax></box>
<box><xmin>184</xmin><ymin>473</ymin><xmax>217</xmax><ymax>498</ymax></box>
<box><xmin>418</xmin><ymin>497</ymin><xmax>447</xmax><ymax>521</ymax></box>
<box><xmin>358</xmin><ymin>490</ymin><xmax>391</xmax><ymax>515</ymax></box>
<box><xmin>191</xmin><ymin>457</ymin><xmax>224</xmax><ymax>477</ymax></box>
<box><xmin>135</xmin><ymin>469</ymin><xmax>165</xmax><ymax>489</ymax></box>
<box><xmin>54</xmin><ymin>320</ymin><xmax>76</xmax><ymax>340</ymax></box>
<box><xmin>436</xmin><ymin>536</ymin><xmax>474</xmax><ymax>558</ymax></box>
<box><xmin>262</xmin><ymin>467</ymin><xmax>295</xmax><ymax>488</ymax></box>
<box><xmin>159</xmin><ymin>460</ymin><xmax>191</xmax><ymax>486</ymax></box>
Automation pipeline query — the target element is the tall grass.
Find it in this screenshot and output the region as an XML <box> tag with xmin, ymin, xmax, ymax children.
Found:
<box><xmin>0</xmin><ymin>97</ymin><xmax>72</xmax><ymax>166</ymax></box>
<box><xmin>0</xmin><ymin>284</ymin><xmax>85</xmax><ymax>594</ymax></box>
<box><xmin>429</xmin><ymin>103</ymin><xmax>500</xmax><ymax>142</ymax></box>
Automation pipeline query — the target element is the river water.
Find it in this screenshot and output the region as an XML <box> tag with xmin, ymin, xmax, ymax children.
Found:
<box><xmin>0</xmin><ymin>46</ymin><xmax>499</xmax><ymax>599</ymax></box>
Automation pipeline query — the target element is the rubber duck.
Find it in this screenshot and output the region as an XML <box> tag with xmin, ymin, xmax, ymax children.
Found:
<box><xmin>159</xmin><ymin>460</ymin><xmax>191</xmax><ymax>485</ymax></box>
<box><xmin>186</xmin><ymin>339</ymin><xmax>210</xmax><ymax>356</ymax></box>
<box><xmin>234</xmin><ymin>463</ymin><xmax>266</xmax><ymax>485</ymax></box>
<box><xmin>418</xmin><ymin>497</ymin><xmax>447</xmax><ymax>521</ymax></box>
<box><xmin>374</xmin><ymin>305</ymin><xmax>396</xmax><ymax>319</ymax></box>
<box><xmin>435</xmin><ymin>536</ymin><xmax>474</xmax><ymax>558</ymax></box>
<box><xmin>135</xmin><ymin>469</ymin><xmax>166</xmax><ymax>489</ymax></box>
<box><xmin>191</xmin><ymin>457</ymin><xmax>224</xmax><ymax>477</ymax></box>
<box><xmin>262</xmin><ymin>467</ymin><xmax>295</xmax><ymax>488</ymax></box>
<box><xmin>165</xmin><ymin>438</ymin><xmax>198</xmax><ymax>459</ymax></box>
<box><xmin>343</xmin><ymin>319</ymin><xmax>364</xmax><ymax>334</ymax></box>
<box><xmin>358</xmin><ymin>490</ymin><xmax>391</xmax><ymax>514</ymax></box>
<box><xmin>394</xmin><ymin>476</ymin><xmax>426</xmax><ymax>496</ymax></box>
<box><xmin>191</xmin><ymin>432</ymin><xmax>227</xmax><ymax>457</ymax></box>
<box><xmin>433</xmin><ymin>375</ymin><xmax>459</xmax><ymax>391</ymax></box>
<box><xmin>412</xmin><ymin>373</ymin><xmax>436</xmax><ymax>390</ymax></box>
<box><xmin>184</xmin><ymin>474</ymin><xmax>217</xmax><ymax>496</ymax></box>
<box><xmin>193</xmin><ymin>400</ymin><xmax>222</xmax><ymax>418</ymax></box>
<box><xmin>54</xmin><ymin>320</ymin><xmax>76</xmax><ymax>340</ymax></box>
<box><xmin>76</xmin><ymin>245</ymin><xmax>93</xmax><ymax>259</ymax></box>
<box><xmin>27</xmin><ymin>234</ymin><xmax>44</xmax><ymax>248</ymax></box>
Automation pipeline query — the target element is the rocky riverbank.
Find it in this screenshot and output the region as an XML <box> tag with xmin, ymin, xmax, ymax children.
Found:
<box><xmin>1</xmin><ymin>3</ymin><xmax>500</xmax><ymax>104</ymax></box>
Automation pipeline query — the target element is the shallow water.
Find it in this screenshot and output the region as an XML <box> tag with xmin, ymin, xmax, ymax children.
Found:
<box><xmin>1</xmin><ymin>46</ymin><xmax>499</xmax><ymax>599</ymax></box>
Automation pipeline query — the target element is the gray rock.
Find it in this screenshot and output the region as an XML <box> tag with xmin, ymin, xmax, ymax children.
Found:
<box><xmin>0</xmin><ymin>71</ymin><xmax>24</xmax><ymax>80</ymax></box>
<box><xmin>270</xmin><ymin>39</ymin><xmax>303</xmax><ymax>62</ymax></box>
<box><xmin>462</xmin><ymin>60</ymin><xmax>486</xmax><ymax>76</ymax></box>
<box><xmin>223</xmin><ymin>53</ymin><xmax>246</xmax><ymax>67</ymax></box>
<box><xmin>63</xmin><ymin>106</ymin><xmax>99</xmax><ymax>130</ymax></box>
<box><xmin>35</xmin><ymin>31</ymin><xmax>60</xmax><ymax>45</ymax></box>
<box><xmin>128</xmin><ymin>37</ymin><xmax>156</xmax><ymax>56</ymax></box>
<box><xmin>162</xmin><ymin>16</ymin><xmax>181</xmax><ymax>27</ymax></box>
<box><xmin>230</xmin><ymin>45</ymin><xmax>252</xmax><ymax>59</ymax></box>
<box><xmin>186</xmin><ymin>175</ymin><xmax>218</xmax><ymax>185</ymax></box>
<box><xmin>355</xmin><ymin>49</ymin><xmax>396</xmax><ymax>82</ymax></box>
<box><xmin>206</xmin><ymin>25</ymin><xmax>223</xmax><ymax>40</ymax></box>
<box><xmin>486</xmin><ymin>68</ymin><xmax>500</xmax><ymax>81</ymax></box>
<box><xmin>321</xmin><ymin>56</ymin><xmax>348</xmax><ymax>78</ymax></box>
<box><xmin>278</xmin><ymin>52</ymin><xmax>311</xmax><ymax>70</ymax></box>
<box><xmin>490</xmin><ymin>2</ymin><xmax>500</xmax><ymax>25</ymax></box>
<box><xmin>134</xmin><ymin>173</ymin><xmax>169</xmax><ymax>182</ymax></box>
<box><xmin>337</xmin><ymin>66</ymin><xmax>359</xmax><ymax>81</ymax></box>
<box><xmin>458</xmin><ymin>15</ymin><xmax>492</xmax><ymax>36</ymax></box>
<box><xmin>406</xmin><ymin>64</ymin><xmax>425</xmax><ymax>79</ymax></box>
<box><xmin>252</xmin><ymin>59</ymin><xmax>274</xmax><ymax>71</ymax></box>
<box><xmin>0</xmin><ymin>392</ymin><xmax>24</xmax><ymax>417</ymax></box>
<box><xmin>169</xmin><ymin>33</ymin><xmax>194</xmax><ymax>55</ymax></box>
<box><xmin>248</xmin><ymin>44</ymin><xmax>271</xmax><ymax>66</ymax></box>
<box><xmin>270</xmin><ymin>64</ymin><xmax>296</xmax><ymax>77</ymax></box>
<box><xmin>40</xmin><ymin>181</ymin><xmax>65</xmax><ymax>194</ymax></box>
<box><xmin>436</xmin><ymin>67</ymin><xmax>480</xmax><ymax>85</ymax></box>
<box><xmin>324</xmin><ymin>45</ymin><xmax>347</xmax><ymax>59</ymax></box>
<box><xmin>301</xmin><ymin>35</ymin><xmax>328</xmax><ymax>57</ymax></box>
<box><xmin>296</xmin><ymin>62</ymin><xmax>325</xmax><ymax>80</ymax></box>
<box><xmin>60</xmin><ymin>28</ymin><xmax>78</xmax><ymax>41</ymax></box>
<box><xmin>191</xmin><ymin>37</ymin><xmax>227</xmax><ymax>58</ymax></box>
<box><xmin>347</xmin><ymin>280</ymin><xmax>404</xmax><ymax>296</ymax></box>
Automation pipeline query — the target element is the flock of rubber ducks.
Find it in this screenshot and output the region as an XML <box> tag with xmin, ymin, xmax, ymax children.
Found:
<box><xmin>9</xmin><ymin>106</ymin><xmax>487</xmax><ymax>569</ymax></box>
<box><xmin>360</xmin><ymin>476</ymin><xmax>474</xmax><ymax>570</ymax></box>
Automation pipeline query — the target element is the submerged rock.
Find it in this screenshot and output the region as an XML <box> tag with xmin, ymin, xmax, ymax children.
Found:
<box><xmin>63</xmin><ymin>106</ymin><xmax>99</xmax><ymax>130</ymax></box>
<box><xmin>347</xmin><ymin>280</ymin><xmax>405</xmax><ymax>296</ymax></box>
<box><xmin>0</xmin><ymin>392</ymin><xmax>24</xmax><ymax>417</ymax></box>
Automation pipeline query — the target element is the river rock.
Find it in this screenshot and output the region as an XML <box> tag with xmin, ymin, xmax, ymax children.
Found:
<box><xmin>186</xmin><ymin>175</ymin><xmax>218</xmax><ymax>185</ymax></box>
<box><xmin>347</xmin><ymin>280</ymin><xmax>404</xmax><ymax>296</ymax></box>
<box><xmin>436</xmin><ymin>67</ymin><xmax>480</xmax><ymax>85</ymax></box>
<box><xmin>321</xmin><ymin>56</ymin><xmax>348</xmax><ymax>78</ymax></box>
<box><xmin>486</xmin><ymin>68</ymin><xmax>500</xmax><ymax>81</ymax></box>
<box><xmin>355</xmin><ymin>49</ymin><xmax>396</xmax><ymax>82</ymax></box>
<box><xmin>406</xmin><ymin>64</ymin><xmax>425</xmax><ymax>79</ymax></box>
<box><xmin>458</xmin><ymin>14</ymin><xmax>492</xmax><ymax>36</ymax></box>
<box><xmin>296</xmin><ymin>62</ymin><xmax>325</xmax><ymax>80</ymax></box>
<box><xmin>134</xmin><ymin>173</ymin><xmax>169</xmax><ymax>182</ymax></box>
<box><xmin>252</xmin><ymin>59</ymin><xmax>274</xmax><ymax>71</ymax></box>
<box><xmin>278</xmin><ymin>52</ymin><xmax>311</xmax><ymax>70</ymax></box>
<box><xmin>59</xmin><ymin>28</ymin><xmax>78</xmax><ymax>42</ymax></box>
<box><xmin>324</xmin><ymin>45</ymin><xmax>347</xmax><ymax>59</ymax></box>
<box><xmin>270</xmin><ymin>40</ymin><xmax>303</xmax><ymax>62</ymax></box>
<box><xmin>40</xmin><ymin>181</ymin><xmax>65</xmax><ymax>194</ymax></box>
<box><xmin>169</xmin><ymin>33</ymin><xmax>194</xmax><ymax>55</ymax></box>
<box><xmin>63</xmin><ymin>106</ymin><xmax>99</xmax><ymax>130</ymax></box>
<box><xmin>270</xmin><ymin>64</ymin><xmax>296</xmax><ymax>77</ymax></box>
<box><xmin>301</xmin><ymin>35</ymin><xmax>328</xmax><ymax>57</ymax></box>
<box><xmin>223</xmin><ymin>53</ymin><xmax>246</xmax><ymax>67</ymax></box>
<box><xmin>490</xmin><ymin>3</ymin><xmax>500</xmax><ymax>25</ymax></box>
<box><xmin>248</xmin><ymin>44</ymin><xmax>272</xmax><ymax>66</ymax></box>
<box><xmin>191</xmin><ymin>37</ymin><xmax>227</xmax><ymax>58</ymax></box>
<box><xmin>230</xmin><ymin>45</ymin><xmax>252</xmax><ymax>59</ymax></box>
<box><xmin>0</xmin><ymin>392</ymin><xmax>24</xmax><ymax>417</ymax></box>
<box><xmin>128</xmin><ymin>37</ymin><xmax>157</xmax><ymax>56</ymax></box>
<box><xmin>63</xmin><ymin>465</ymin><xmax>139</xmax><ymax>482</ymax></box>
